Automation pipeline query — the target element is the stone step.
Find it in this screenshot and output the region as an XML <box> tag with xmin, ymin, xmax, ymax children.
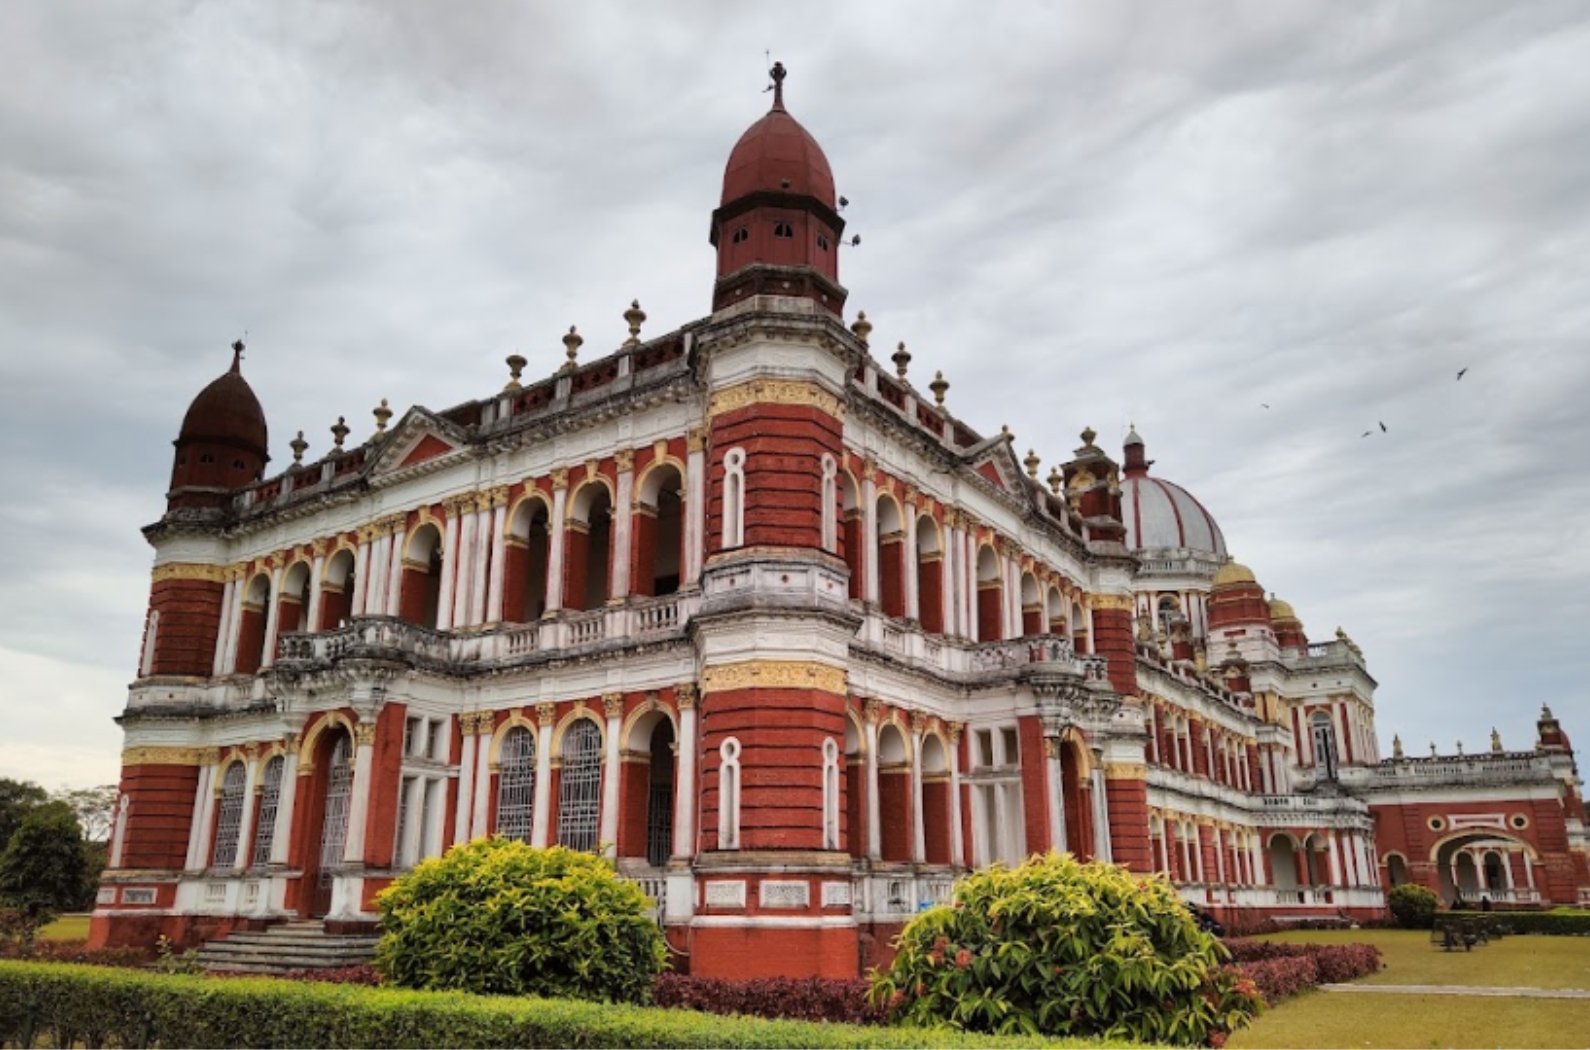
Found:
<box><xmin>216</xmin><ymin>931</ymin><xmax>380</xmax><ymax>947</ymax></box>
<box><xmin>199</xmin><ymin>943</ymin><xmax>376</xmax><ymax>962</ymax></box>
<box><xmin>198</xmin><ymin>922</ymin><xmax>381</xmax><ymax>973</ymax></box>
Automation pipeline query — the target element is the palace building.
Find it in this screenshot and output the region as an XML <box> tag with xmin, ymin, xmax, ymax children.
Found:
<box><xmin>91</xmin><ymin>66</ymin><xmax>1590</xmax><ymax>976</ymax></box>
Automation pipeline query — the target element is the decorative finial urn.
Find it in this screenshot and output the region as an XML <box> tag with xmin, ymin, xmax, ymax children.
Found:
<box><xmin>1047</xmin><ymin>466</ymin><xmax>1062</xmax><ymax>493</ymax></box>
<box><xmin>850</xmin><ymin>311</ymin><xmax>872</xmax><ymax>347</ymax></box>
<box><xmin>289</xmin><ymin>430</ymin><xmax>308</xmax><ymax>465</ymax></box>
<box><xmin>330</xmin><ymin>416</ymin><xmax>349</xmax><ymax>450</ymax></box>
<box><xmin>504</xmin><ymin>354</ymin><xmax>526</xmax><ymax>392</ymax></box>
<box><xmin>892</xmin><ymin>341</ymin><xmax>911</xmax><ymax>378</ymax></box>
<box><xmin>929</xmin><ymin>370</ymin><xmax>948</xmax><ymax>407</ymax></box>
<box><xmin>623</xmin><ymin>300</ymin><xmax>646</xmax><ymax>347</ymax></box>
<box><xmin>560</xmin><ymin>326</ymin><xmax>583</xmax><ymax>372</ymax></box>
<box><xmin>373</xmin><ymin>398</ymin><xmax>393</xmax><ymax>433</ymax></box>
<box><xmin>1024</xmin><ymin>449</ymin><xmax>1040</xmax><ymax>478</ymax></box>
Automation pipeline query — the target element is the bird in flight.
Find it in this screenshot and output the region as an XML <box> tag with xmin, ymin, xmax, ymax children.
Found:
<box><xmin>1260</xmin><ymin>403</ymin><xmax>1270</xmax><ymax>409</ymax></box>
<box><xmin>1361</xmin><ymin>430</ymin><xmax>1373</xmax><ymax>438</ymax></box>
<box><xmin>1457</xmin><ymin>368</ymin><xmax>1468</xmax><ymax>380</ymax></box>
<box><xmin>1379</xmin><ymin>421</ymin><xmax>1388</xmax><ymax>433</ymax></box>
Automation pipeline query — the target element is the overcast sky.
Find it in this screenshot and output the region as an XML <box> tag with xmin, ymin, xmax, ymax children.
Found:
<box><xmin>3</xmin><ymin>1</ymin><xmax>1588</xmax><ymax>790</ymax></box>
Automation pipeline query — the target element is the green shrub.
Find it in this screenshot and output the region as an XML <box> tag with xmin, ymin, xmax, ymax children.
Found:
<box><xmin>870</xmin><ymin>853</ymin><xmax>1261</xmax><ymax>1046</ymax></box>
<box><xmin>0</xmin><ymin>961</ymin><xmax>1138</xmax><ymax>1049</ymax></box>
<box><xmin>373</xmin><ymin>839</ymin><xmax>666</xmax><ymax>1004</ymax></box>
<box><xmin>1387</xmin><ymin>884</ymin><xmax>1439</xmax><ymax>929</ymax></box>
<box><xmin>1501</xmin><ymin>911</ymin><xmax>1590</xmax><ymax>936</ymax></box>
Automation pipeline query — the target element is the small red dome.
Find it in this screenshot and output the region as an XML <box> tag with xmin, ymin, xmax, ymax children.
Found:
<box><xmin>720</xmin><ymin>69</ymin><xmax>836</xmax><ymax>209</ymax></box>
<box><xmin>178</xmin><ymin>343</ymin><xmax>268</xmax><ymax>455</ymax></box>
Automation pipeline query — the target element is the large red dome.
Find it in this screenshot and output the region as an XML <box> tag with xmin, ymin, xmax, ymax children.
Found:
<box><xmin>720</xmin><ymin>74</ymin><xmax>836</xmax><ymax>209</ymax></box>
<box><xmin>178</xmin><ymin>343</ymin><xmax>268</xmax><ymax>455</ymax></box>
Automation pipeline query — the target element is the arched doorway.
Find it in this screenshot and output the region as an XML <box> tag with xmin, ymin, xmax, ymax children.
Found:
<box><xmin>279</xmin><ymin>562</ymin><xmax>312</xmax><ymax>635</ymax></box>
<box><xmin>876</xmin><ymin>723</ymin><xmax>911</xmax><ymax>862</ymax></box>
<box><xmin>618</xmin><ymin>710</ymin><xmax>676</xmax><ymax>866</ymax></box>
<box><xmin>305</xmin><ymin>729</ymin><xmax>355</xmax><ymax>918</ymax></box>
<box><xmin>915</xmin><ymin>516</ymin><xmax>944</xmax><ymax>633</ymax></box>
<box><xmin>876</xmin><ymin>496</ymin><xmax>905</xmax><ymax>617</ymax></box>
<box><xmin>634</xmin><ymin>465</ymin><xmax>684</xmax><ymax>597</ymax></box>
<box><xmin>235</xmin><ymin>573</ymin><xmax>272</xmax><ymax>675</ymax></box>
<box><xmin>1433</xmin><ymin>833</ymin><xmax>1529</xmax><ymax>905</ymax></box>
<box><xmin>1385</xmin><ymin>852</ymin><xmax>1409</xmax><ymax>887</ymax></box>
<box><xmin>565</xmin><ymin>484</ymin><xmax>613</xmax><ymax>611</ymax></box>
<box><xmin>975</xmin><ymin>545</ymin><xmax>1002</xmax><ymax>642</ymax></box>
<box><xmin>920</xmin><ymin>734</ymin><xmax>950</xmax><ymax>864</ymax></box>
<box><xmin>1268</xmin><ymin>832</ymin><xmax>1300</xmax><ymax>892</ymax></box>
<box><xmin>1020</xmin><ymin>573</ymin><xmax>1042</xmax><ymax>636</ymax></box>
<box><xmin>319</xmin><ymin>549</ymin><xmax>357</xmax><ymax>629</ymax></box>
<box><xmin>841</xmin><ymin>472</ymin><xmax>862</xmax><ymax>600</ymax></box>
<box><xmin>1060</xmin><ymin>739</ymin><xmax>1091</xmax><ymax>860</ymax></box>
<box><xmin>844</xmin><ymin>717</ymin><xmax>865</xmax><ymax>859</ymax></box>
<box><xmin>503</xmin><ymin>497</ymin><xmax>552</xmax><ymax>622</ymax></box>
<box><xmin>399</xmin><ymin>523</ymin><xmax>444</xmax><ymax>628</ymax></box>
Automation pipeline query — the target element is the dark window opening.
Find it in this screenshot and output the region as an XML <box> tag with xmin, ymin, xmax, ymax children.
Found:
<box><xmin>817</xmin><ymin>234</ymin><xmax>829</xmax><ymax>251</ymax></box>
<box><xmin>731</xmin><ymin>227</ymin><xmax>749</xmax><ymax>244</ymax></box>
<box><xmin>199</xmin><ymin>453</ymin><xmax>215</xmax><ymax>465</ymax></box>
<box><xmin>232</xmin><ymin>459</ymin><xmax>246</xmax><ymax>470</ymax></box>
<box><xmin>773</xmin><ymin>222</ymin><xmax>794</xmax><ymax>239</ymax></box>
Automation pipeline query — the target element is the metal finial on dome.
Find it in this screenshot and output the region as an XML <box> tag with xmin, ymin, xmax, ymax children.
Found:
<box><xmin>1047</xmin><ymin>465</ymin><xmax>1062</xmax><ymax>493</ymax></box>
<box><xmin>892</xmin><ymin>341</ymin><xmax>911</xmax><ymax>378</ymax></box>
<box><xmin>769</xmin><ymin>61</ymin><xmax>787</xmax><ymax>111</ymax></box>
<box><xmin>504</xmin><ymin>354</ymin><xmax>527</xmax><ymax>392</ymax></box>
<box><xmin>1392</xmin><ymin>734</ymin><xmax>1403</xmax><ymax>758</ymax></box>
<box><xmin>850</xmin><ymin>311</ymin><xmax>872</xmax><ymax>346</ymax></box>
<box><xmin>560</xmin><ymin>325</ymin><xmax>583</xmax><ymax>373</ymax></box>
<box><xmin>1491</xmin><ymin>727</ymin><xmax>1503</xmax><ymax>752</ymax></box>
<box><xmin>1455</xmin><ymin>739</ymin><xmax>1464</xmax><ymax>756</ymax></box>
<box><xmin>373</xmin><ymin>398</ymin><xmax>393</xmax><ymax>433</ymax></box>
<box><xmin>289</xmin><ymin>430</ymin><xmax>307</xmax><ymax>464</ymax></box>
<box><xmin>1024</xmin><ymin>449</ymin><xmax>1040</xmax><ymax>479</ymax></box>
<box><xmin>330</xmin><ymin>416</ymin><xmax>349</xmax><ymax>450</ymax></box>
<box><xmin>230</xmin><ymin>338</ymin><xmax>246</xmax><ymax>373</ymax></box>
<box><xmin>929</xmin><ymin>370</ymin><xmax>948</xmax><ymax>407</ymax></box>
<box><xmin>623</xmin><ymin>300</ymin><xmax>647</xmax><ymax>347</ymax></box>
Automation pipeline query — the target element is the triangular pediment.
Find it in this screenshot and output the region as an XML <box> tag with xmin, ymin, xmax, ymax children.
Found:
<box><xmin>963</xmin><ymin>437</ymin><xmax>1031</xmax><ymax>501</ymax></box>
<box><xmin>364</xmin><ymin>408</ymin><xmax>472</xmax><ymax>479</ymax></box>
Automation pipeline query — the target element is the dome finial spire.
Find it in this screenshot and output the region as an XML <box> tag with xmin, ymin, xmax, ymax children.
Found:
<box><xmin>769</xmin><ymin>60</ymin><xmax>787</xmax><ymax>112</ymax></box>
<box><xmin>230</xmin><ymin>338</ymin><xmax>245</xmax><ymax>374</ymax></box>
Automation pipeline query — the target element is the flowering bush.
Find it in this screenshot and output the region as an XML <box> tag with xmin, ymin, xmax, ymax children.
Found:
<box><xmin>655</xmin><ymin>974</ymin><xmax>883</xmax><ymax>1025</ymax></box>
<box><xmin>869</xmin><ymin>853</ymin><xmax>1262</xmax><ymax>1046</ymax></box>
<box><xmin>373</xmin><ymin>840</ymin><xmax>665</xmax><ymax>1004</ymax></box>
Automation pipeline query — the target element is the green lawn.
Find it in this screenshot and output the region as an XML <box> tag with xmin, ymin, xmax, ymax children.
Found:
<box><xmin>37</xmin><ymin>915</ymin><xmax>89</xmax><ymax>941</ymax></box>
<box><xmin>1228</xmin><ymin>928</ymin><xmax>1590</xmax><ymax>1049</ymax></box>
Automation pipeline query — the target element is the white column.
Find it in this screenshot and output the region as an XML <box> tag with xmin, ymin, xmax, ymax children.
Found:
<box><xmin>865</xmin><ymin>712</ymin><xmax>882</xmax><ymax>861</ymax></box>
<box><xmin>221</xmin><ymin>576</ymin><xmax>246</xmax><ymax>673</ymax></box>
<box><xmin>948</xmin><ymin>729</ymin><xmax>965</xmax><ymax>868</ymax></box>
<box><xmin>1005</xmin><ymin>557</ymin><xmax>1020</xmax><ymax>638</ymax></box>
<box><xmin>232</xmin><ymin>752</ymin><xmax>261</xmax><ymax>872</ymax></box>
<box><xmin>964</xmin><ymin>529</ymin><xmax>979</xmax><ymax>641</ymax></box>
<box><xmin>212</xmin><ymin>576</ymin><xmax>236</xmax><ymax>675</ymax></box>
<box><xmin>1090</xmin><ymin>763</ymin><xmax>1112</xmax><ymax>863</ymax></box>
<box><xmin>673</xmin><ymin>691</ymin><xmax>698</xmax><ymax>858</ymax></box>
<box><xmin>485</xmin><ymin>500</ymin><xmax>509</xmax><ymax>623</ymax></box>
<box><xmin>1326</xmin><ymin>830</ymin><xmax>1342</xmax><ymax>886</ymax></box>
<box><xmin>468</xmin><ymin>503</ymin><xmax>491</xmax><ymax>626</ymax></box>
<box><xmin>612</xmin><ymin>457</ymin><xmax>635</xmax><ymax>600</ymax></box>
<box><xmin>1046</xmin><ymin>740</ymin><xmax>1067</xmax><ymax>852</ymax></box>
<box><xmin>684</xmin><ymin>434</ymin><xmax>706</xmax><ymax>587</ymax></box>
<box><xmin>184</xmin><ymin>761</ymin><xmax>216</xmax><ymax>870</ymax></box>
<box><xmin>436</xmin><ymin>509</ymin><xmax>461</xmax><ymax>631</ymax></box>
<box><xmin>452</xmin><ymin>510</ymin><xmax>478</xmax><ymax>628</ymax></box>
<box><xmin>1522</xmin><ymin>850</ymin><xmax>1535</xmax><ymax>890</ymax></box>
<box><xmin>546</xmin><ymin>482</ymin><xmax>569</xmax><ymax>613</ymax></box>
<box><xmin>365</xmin><ymin>533</ymin><xmax>390</xmax><ymax>616</ymax></box>
<box><xmin>1214</xmin><ymin>826</ymin><xmax>1227</xmax><ymax>884</ymax></box>
<box><xmin>351</xmin><ymin>538</ymin><xmax>371</xmax><ymax>617</ymax></box>
<box><xmin>341</xmin><ymin>727</ymin><xmax>376</xmax><ymax>865</ymax></box>
<box><xmin>385</xmin><ymin>524</ymin><xmax>406</xmax><ymax>617</ymax></box>
<box><xmin>862</xmin><ymin>474</ymin><xmax>880</xmax><ymax>604</ymax></box>
<box><xmin>259</xmin><ymin>564</ymin><xmax>285</xmax><ymax>669</ymax></box>
<box><xmin>305</xmin><ymin>553</ymin><xmax>326</xmax><ymax>635</ymax></box>
<box><xmin>453</xmin><ymin>716</ymin><xmax>478</xmax><ymax>844</ymax></box>
<box><xmin>903</xmin><ymin>505</ymin><xmax>920</xmax><ymax>621</ymax></box>
<box><xmin>109</xmin><ymin>794</ymin><xmax>129</xmax><ymax>869</ymax></box>
<box><xmin>269</xmin><ymin>747</ymin><xmax>300</xmax><ymax>865</ymax></box>
<box><xmin>532</xmin><ymin>711</ymin><xmax>554</xmax><ymax>846</ymax></box>
<box><xmin>599</xmin><ymin>696</ymin><xmax>624</xmax><ymax>853</ymax></box>
<box><xmin>942</xmin><ymin>522</ymin><xmax>959</xmax><ymax>637</ymax></box>
<box><xmin>471</xmin><ymin>714</ymin><xmax>493</xmax><ymax>837</ymax></box>
<box><xmin>909</xmin><ymin>725</ymin><xmax>926</xmax><ymax>864</ymax></box>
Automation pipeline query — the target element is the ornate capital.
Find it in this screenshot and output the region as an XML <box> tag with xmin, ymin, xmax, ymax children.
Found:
<box><xmin>268</xmin><ymin>549</ymin><xmax>287</xmax><ymax>569</ymax></box>
<box><xmin>707</xmin><ymin>379</ymin><xmax>844</xmax><ymax>420</ymax></box>
<box><xmin>863</xmin><ymin>697</ymin><xmax>882</xmax><ymax>724</ymax></box>
<box><xmin>353</xmin><ymin>723</ymin><xmax>377</xmax><ymax>747</ymax></box>
<box><xmin>947</xmin><ymin>721</ymin><xmax>964</xmax><ymax>745</ymax></box>
<box><xmin>902</xmin><ymin>484</ymin><xmax>920</xmax><ymax>507</ymax></box>
<box><xmin>310</xmin><ymin>537</ymin><xmax>331</xmax><ymax>558</ymax></box>
<box><xmin>536</xmin><ymin>702</ymin><xmax>557</xmax><ymax>727</ymax></box>
<box><xmin>550</xmin><ymin>467</ymin><xmax>570</xmax><ymax>491</ymax></box>
<box><xmin>283</xmin><ymin>731</ymin><xmax>299</xmax><ymax>751</ymax></box>
<box><xmin>675</xmin><ymin>682</ymin><xmax>698</xmax><ymax>710</ymax></box>
<box><xmin>1043</xmin><ymin>738</ymin><xmax>1061</xmax><ymax>760</ymax></box>
<box><xmin>908</xmin><ymin>709</ymin><xmax>929</xmax><ymax>735</ymax></box>
<box><xmin>602</xmin><ymin>693</ymin><xmax>625</xmax><ymax>719</ymax></box>
<box><xmin>615</xmin><ymin>449</ymin><xmax>635</xmax><ymax>472</ymax></box>
<box><xmin>686</xmin><ymin>427</ymin><xmax>707</xmax><ymax>453</ymax></box>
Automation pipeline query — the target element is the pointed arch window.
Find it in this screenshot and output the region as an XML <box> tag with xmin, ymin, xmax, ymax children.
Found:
<box><xmin>719</xmin><ymin>737</ymin><xmax>742</xmax><ymax>850</ymax></box>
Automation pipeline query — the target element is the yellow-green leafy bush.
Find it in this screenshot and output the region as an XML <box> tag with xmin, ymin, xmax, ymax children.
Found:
<box><xmin>1387</xmin><ymin>883</ymin><xmax>1439</xmax><ymax>929</ymax></box>
<box><xmin>870</xmin><ymin>853</ymin><xmax>1260</xmax><ymax>1046</ymax></box>
<box><xmin>374</xmin><ymin>839</ymin><xmax>665</xmax><ymax>1004</ymax></box>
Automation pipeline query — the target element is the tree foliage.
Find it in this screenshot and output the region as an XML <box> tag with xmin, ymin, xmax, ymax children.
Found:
<box><xmin>0</xmin><ymin>804</ymin><xmax>88</xmax><ymax>925</ymax></box>
<box><xmin>0</xmin><ymin>781</ymin><xmax>48</xmax><ymax>851</ymax></box>
<box><xmin>50</xmin><ymin>786</ymin><xmax>117</xmax><ymax>845</ymax></box>
<box><xmin>373</xmin><ymin>839</ymin><xmax>667</xmax><ymax>1004</ymax></box>
<box><xmin>870</xmin><ymin>853</ymin><xmax>1261</xmax><ymax>1047</ymax></box>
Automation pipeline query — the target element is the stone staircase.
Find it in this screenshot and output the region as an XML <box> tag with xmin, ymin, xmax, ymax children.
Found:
<box><xmin>196</xmin><ymin>920</ymin><xmax>381</xmax><ymax>975</ymax></box>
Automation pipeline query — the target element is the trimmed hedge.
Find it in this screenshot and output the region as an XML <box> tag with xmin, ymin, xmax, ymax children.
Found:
<box><xmin>0</xmin><ymin>961</ymin><xmax>1137</xmax><ymax>1049</ymax></box>
<box><xmin>0</xmin><ymin>937</ymin><xmax>148</xmax><ymax>968</ymax></box>
<box><xmin>655</xmin><ymin>974</ymin><xmax>883</xmax><ymax>1026</ymax></box>
<box><xmin>1493</xmin><ymin>911</ymin><xmax>1590</xmax><ymax>936</ymax></box>
<box><xmin>1221</xmin><ymin>940</ymin><xmax>1382</xmax><ymax>1003</ymax></box>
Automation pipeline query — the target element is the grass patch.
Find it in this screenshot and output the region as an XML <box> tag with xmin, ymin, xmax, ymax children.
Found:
<box><xmin>1227</xmin><ymin>992</ymin><xmax>1590</xmax><ymax>1049</ymax></box>
<box><xmin>1256</xmin><ymin>927</ymin><xmax>1590</xmax><ymax>990</ymax></box>
<box><xmin>36</xmin><ymin>916</ymin><xmax>88</xmax><ymax>942</ymax></box>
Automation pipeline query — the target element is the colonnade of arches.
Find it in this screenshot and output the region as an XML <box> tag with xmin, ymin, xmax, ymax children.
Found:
<box><xmin>838</xmin><ymin>474</ymin><xmax>1091</xmax><ymax>650</ymax></box>
<box><xmin>222</xmin><ymin>463</ymin><xmax>690</xmax><ymax>674</ymax></box>
<box><xmin>1147</xmin><ymin>704</ymin><xmax>1257</xmax><ymax>792</ymax></box>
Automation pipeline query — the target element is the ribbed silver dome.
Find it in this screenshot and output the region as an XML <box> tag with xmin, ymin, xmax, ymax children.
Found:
<box><xmin>1121</xmin><ymin>474</ymin><xmax>1227</xmax><ymax>556</ymax></box>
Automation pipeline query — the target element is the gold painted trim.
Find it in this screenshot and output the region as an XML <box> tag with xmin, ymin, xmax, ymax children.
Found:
<box><xmin>701</xmin><ymin>660</ymin><xmax>848</xmax><ymax>696</ymax></box>
<box><xmin>121</xmin><ymin>746</ymin><xmax>205</xmax><ymax>766</ymax></box>
<box><xmin>1089</xmin><ymin>593</ymin><xmax>1134</xmax><ymax>611</ymax></box>
<box><xmin>1104</xmin><ymin>762</ymin><xmax>1147</xmax><ymax>780</ymax></box>
<box><xmin>707</xmin><ymin>379</ymin><xmax>845</xmax><ymax>420</ymax></box>
<box><xmin>150</xmin><ymin>563</ymin><xmax>227</xmax><ymax>584</ymax></box>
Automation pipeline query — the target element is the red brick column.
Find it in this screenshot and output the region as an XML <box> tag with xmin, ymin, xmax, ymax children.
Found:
<box><xmin>562</xmin><ymin>523</ymin><xmax>590</xmax><ymax>610</ymax></box>
<box><xmin>147</xmin><ymin>566</ymin><xmax>227</xmax><ymax>676</ymax></box>
<box><xmin>1088</xmin><ymin>598</ymin><xmax>1136</xmax><ymax>695</ymax></box>
<box><xmin>1105</xmin><ymin>769</ymin><xmax>1152</xmax><ymax>872</ymax></box>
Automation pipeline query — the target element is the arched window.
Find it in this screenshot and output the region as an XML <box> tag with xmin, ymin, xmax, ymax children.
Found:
<box><xmin>504</xmin><ymin>499</ymin><xmax>551</xmax><ymax>622</ymax></box>
<box><xmin>635</xmin><ymin>465</ymin><xmax>685</xmax><ymax>598</ymax></box>
<box><xmin>732</xmin><ymin>226</ymin><xmax>749</xmax><ymax>244</ymax></box>
<box><xmin>236</xmin><ymin>574</ymin><xmax>273</xmax><ymax>675</ymax></box>
<box><xmin>718</xmin><ymin>737</ymin><xmax>742</xmax><ymax>850</ymax></box>
<box><xmin>876</xmin><ymin>496</ymin><xmax>905</xmax><ymax>617</ymax></box>
<box><xmin>211</xmin><ymin>763</ymin><xmax>249</xmax><ymax>868</ymax></box>
<box><xmin>721</xmin><ymin>448</ymin><xmax>746</xmax><ymax>549</ymax></box>
<box><xmin>399</xmin><ymin>524</ymin><xmax>445</xmax><ymax>629</ymax></box>
<box><xmin>820</xmin><ymin>455</ymin><xmax>838</xmax><ymax>553</ymax></box>
<box><xmin>319</xmin><ymin>549</ymin><xmax>357</xmax><ymax>630</ymax></box>
<box><xmin>915</xmin><ymin>516</ymin><xmax>944</xmax><ymax>634</ymax></box>
<box><xmin>250</xmin><ymin>755</ymin><xmax>285</xmax><ymax>868</ymax></box>
<box><xmin>495</xmin><ymin>726</ymin><xmax>537</xmax><ymax>842</ymax></box>
<box><xmin>773</xmin><ymin>222</ymin><xmax>794</xmax><ymax>239</ymax></box>
<box><xmin>975</xmin><ymin>545</ymin><xmax>1003</xmax><ymax>642</ymax></box>
<box><xmin>821</xmin><ymin>738</ymin><xmax>840</xmax><ymax>851</ymax></box>
<box><xmin>1310</xmin><ymin>711</ymin><xmax>1338</xmax><ymax>780</ymax></box>
<box><xmin>557</xmin><ymin>721</ymin><xmax>603</xmax><ymax>852</ymax></box>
